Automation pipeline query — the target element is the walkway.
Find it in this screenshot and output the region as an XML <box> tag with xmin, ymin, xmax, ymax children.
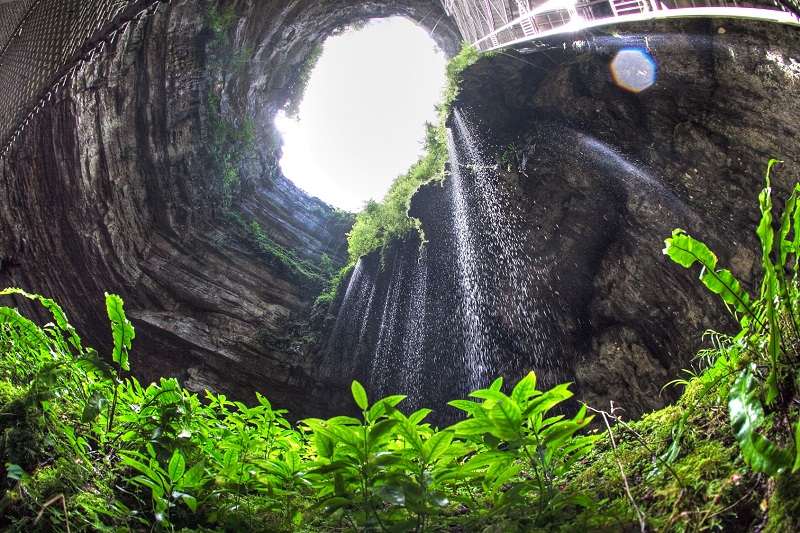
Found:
<box><xmin>443</xmin><ymin>0</ymin><xmax>800</xmax><ymax>51</ymax></box>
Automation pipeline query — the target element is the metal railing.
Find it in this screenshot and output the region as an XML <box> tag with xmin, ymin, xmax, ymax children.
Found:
<box><xmin>443</xmin><ymin>0</ymin><xmax>800</xmax><ymax>51</ymax></box>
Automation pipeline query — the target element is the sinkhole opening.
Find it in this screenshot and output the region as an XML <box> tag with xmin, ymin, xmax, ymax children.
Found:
<box><xmin>275</xmin><ymin>17</ymin><xmax>446</xmax><ymax>212</ymax></box>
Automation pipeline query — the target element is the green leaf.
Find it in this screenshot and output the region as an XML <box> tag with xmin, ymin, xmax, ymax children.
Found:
<box><xmin>449</xmin><ymin>417</ymin><xmax>495</xmax><ymax>436</ymax></box>
<box><xmin>522</xmin><ymin>383</ymin><xmax>573</xmax><ymax>420</ymax></box>
<box><xmin>372</xmin><ymin>483</ymin><xmax>405</xmax><ymax>506</ymax></box>
<box><xmin>81</xmin><ymin>390</ymin><xmax>110</xmax><ymax>423</ymax></box>
<box><xmin>729</xmin><ymin>368</ymin><xmax>792</xmax><ymax>476</ymax></box>
<box><xmin>182</xmin><ymin>460</ymin><xmax>206</xmax><ymax>488</ymax></box>
<box><xmin>106</xmin><ymin>293</ymin><xmax>134</xmax><ymax>371</ymax></box>
<box><xmin>0</xmin><ymin>288</ymin><xmax>83</xmax><ymax>352</ymax></box>
<box><xmin>793</xmin><ymin>418</ymin><xmax>800</xmax><ymax>474</ymax></box>
<box><xmin>351</xmin><ymin>380</ymin><xmax>368</xmax><ymax>411</ymax></box>
<box><xmin>173</xmin><ymin>491</ymin><xmax>197</xmax><ymax>512</ymax></box>
<box><xmin>488</xmin><ymin>397</ymin><xmax>523</xmax><ymax>441</ymax></box>
<box><xmin>447</xmin><ymin>399</ymin><xmax>477</xmax><ymax>413</ymax></box>
<box><xmin>120</xmin><ymin>454</ymin><xmax>165</xmax><ymax>490</ymax></box>
<box><xmin>422</xmin><ymin>430</ymin><xmax>454</xmax><ymax>464</ymax></box>
<box><xmin>0</xmin><ymin>307</ymin><xmax>51</xmax><ymax>352</ymax></box>
<box><xmin>6</xmin><ymin>464</ymin><xmax>26</xmax><ymax>481</ymax></box>
<box><xmin>315</xmin><ymin>432</ymin><xmax>335</xmax><ymax>460</ymax></box>
<box><xmin>168</xmin><ymin>452</ymin><xmax>186</xmax><ymax>483</ymax></box>
<box><xmin>511</xmin><ymin>371</ymin><xmax>538</xmax><ymax>404</ymax></box>
<box><xmin>664</xmin><ymin>230</ymin><xmax>758</xmax><ymax>326</ymax></box>
<box><xmin>368</xmin><ymin>419</ymin><xmax>400</xmax><ymax>448</ymax></box>
<box><xmin>407</xmin><ymin>408</ymin><xmax>432</xmax><ymax>425</ymax></box>
<box><xmin>318</xmin><ymin>496</ymin><xmax>352</xmax><ymax>515</ymax></box>
<box><xmin>75</xmin><ymin>349</ymin><xmax>116</xmax><ymax>381</ymax></box>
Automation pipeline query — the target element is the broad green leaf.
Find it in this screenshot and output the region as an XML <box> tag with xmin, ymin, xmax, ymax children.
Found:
<box><xmin>425</xmin><ymin>489</ymin><xmax>449</xmax><ymax>508</ymax></box>
<box><xmin>729</xmin><ymin>368</ymin><xmax>792</xmax><ymax>475</ymax></box>
<box><xmin>326</xmin><ymin>415</ymin><xmax>361</xmax><ymax>426</ymax></box>
<box><xmin>372</xmin><ymin>483</ymin><xmax>405</xmax><ymax>506</ymax></box>
<box><xmin>489</xmin><ymin>376</ymin><xmax>503</xmax><ymax>391</ymax></box>
<box><xmin>106</xmin><ymin>293</ymin><xmax>134</xmax><ymax>371</ymax></box>
<box><xmin>318</xmin><ymin>496</ymin><xmax>352</xmax><ymax>515</ymax></box>
<box><xmin>120</xmin><ymin>455</ymin><xmax>164</xmax><ymax>490</ymax></box>
<box><xmin>449</xmin><ymin>417</ymin><xmax>495</xmax><ymax>436</ymax></box>
<box><xmin>408</xmin><ymin>408</ymin><xmax>432</xmax><ymax>425</ymax></box>
<box><xmin>447</xmin><ymin>399</ymin><xmax>478</xmax><ymax>413</ymax></box>
<box><xmin>351</xmin><ymin>380</ymin><xmax>369</xmax><ymax>411</ymax></box>
<box><xmin>315</xmin><ymin>432</ymin><xmax>335</xmax><ymax>460</ymax></box>
<box><xmin>182</xmin><ymin>460</ymin><xmax>206</xmax><ymax>487</ymax></box>
<box><xmin>168</xmin><ymin>452</ymin><xmax>186</xmax><ymax>482</ymax></box>
<box><xmin>372</xmin><ymin>452</ymin><xmax>403</xmax><ymax>466</ymax></box>
<box><xmin>323</xmin><ymin>423</ymin><xmax>364</xmax><ymax>450</ymax></box>
<box><xmin>488</xmin><ymin>398</ymin><xmax>522</xmax><ymax>441</ymax></box>
<box><xmin>222</xmin><ymin>448</ymin><xmax>239</xmax><ymax>467</ymax></box>
<box><xmin>0</xmin><ymin>307</ymin><xmax>50</xmax><ymax>351</ymax></box>
<box><xmin>663</xmin><ymin>229</ymin><xmax>718</xmax><ymax>268</ymax></box>
<box><xmin>522</xmin><ymin>382</ymin><xmax>573</xmax><ymax>420</ymax></box>
<box><xmin>368</xmin><ymin>419</ymin><xmax>400</xmax><ymax>448</ymax></box>
<box><xmin>422</xmin><ymin>430</ymin><xmax>454</xmax><ymax>464</ymax></box>
<box><xmin>172</xmin><ymin>491</ymin><xmax>197</xmax><ymax>512</ymax></box>
<box><xmin>664</xmin><ymin>230</ymin><xmax>758</xmax><ymax>326</ymax></box>
<box><xmin>489</xmin><ymin>463</ymin><xmax>523</xmax><ymax>497</ymax></box>
<box><xmin>511</xmin><ymin>371</ymin><xmax>538</xmax><ymax>404</ymax></box>
<box><xmin>470</xmin><ymin>388</ymin><xmax>510</xmax><ymax>403</ymax></box>
<box><xmin>6</xmin><ymin>464</ymin><xmax>26</xmax><ymax>481</ymax></box>
<box><xmin>366</xmin><ymin>395</ymin><xmax>405</xmax><ymax>422</ymax></box>
<box><xmin>81</xmin><ymin>390</ymin><xmax>110</xmax><ymax>423</ymax></box>
<box><xmin>75</xmin><ymin>349</ymin><xmax>115</xmax><ymax>381</ymax></box>
<box><xmin>0</xmin><ymin>288</ymin><xmax>82</xmax><ymax>352</ymax></box>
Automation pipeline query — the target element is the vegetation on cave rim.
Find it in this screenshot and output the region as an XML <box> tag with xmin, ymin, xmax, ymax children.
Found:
<box><xmin>1</xmin><ymin>169</ymin><xmax>800</xmax><ymax>531</ymax></box>
<box><xmin>345</xmin><ymin>43</ymin><xmax>482</xmax><ymax>266</ymax></box>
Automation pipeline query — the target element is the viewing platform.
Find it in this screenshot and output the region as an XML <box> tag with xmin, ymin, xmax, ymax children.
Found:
<box><xmin>444</xmin><ymin>0</ymin><xmax>800</xmax><ymax>51</ymax></box>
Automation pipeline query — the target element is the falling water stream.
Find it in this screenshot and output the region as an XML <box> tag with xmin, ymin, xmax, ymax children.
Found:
<box><xmin>324</xmin><ymin>108</ymin><xmax>569</xmax><ymax>415</ymax></box>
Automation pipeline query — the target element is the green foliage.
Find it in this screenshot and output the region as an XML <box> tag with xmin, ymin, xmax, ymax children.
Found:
<box><xmin>663</xmin><ymin>160</ymin><xmax>800</xmax><ymax>478</ymax></box>
<box><xmin>346</xmin><ymin>44</ymin><xmax>481</xmax><ymax>264</ymax></box>
<box><xmin>205</xmin><ymin>89</ymin><xmax>256</xmax><ymax>206</ymax></box>
<box><xmin>346</xmin><ymin>122</ymin><xmax>448</xmax><ymax>263</ymax></box>
<box><xmin>227</xmin><ymin>214</ymin><xmax>334</xmax><ymax>293</ymax></box>
<box><xmin>283</xmin><ymin>42</ymin><xmax>324</xmax><ymax>118</ymax></box>
<box><xmin>298</xmin><ymin>373</ymin><xmax>598</xmax><ymax>531</ymax></box>
<box><xmin>7</xmin><ymin>158</ymin><xmax>800</xmax><ymax>533</ymax></box>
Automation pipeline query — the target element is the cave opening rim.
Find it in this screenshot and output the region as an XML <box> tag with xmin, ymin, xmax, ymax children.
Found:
<box><xmin>273</xmin><ymin>16</ymin><xmax>448</xmax><ymax>213</ymax></box>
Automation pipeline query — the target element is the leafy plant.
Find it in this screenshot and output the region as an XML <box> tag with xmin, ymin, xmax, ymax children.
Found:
<box><xmin>663</xmin><ymin>160</ymin><xmax>800</xmax><ymax>476</ymax></box>
<box><xmin>448</xmin><ymin>372</ymin><xmax>599</xmax><ymax>526</ymax></box>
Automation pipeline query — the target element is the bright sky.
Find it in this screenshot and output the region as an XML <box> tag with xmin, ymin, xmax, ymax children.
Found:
<box><xmin>275</xmin><ymin>17</ymin><xmax>447</xmax><ymax>212</ymax></box>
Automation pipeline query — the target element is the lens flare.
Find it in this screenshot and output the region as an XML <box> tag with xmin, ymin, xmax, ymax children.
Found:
<box><xmin>610</xmin><ymin>48</ymin><xmax>657</xmax><ymax>93</ymax></box>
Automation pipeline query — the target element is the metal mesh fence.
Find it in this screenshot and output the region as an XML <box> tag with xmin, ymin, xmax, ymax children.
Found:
<box><xmin>0</xmin><ymin>0</ymin><xmax>160</xmax><ymax>157</ymax></box>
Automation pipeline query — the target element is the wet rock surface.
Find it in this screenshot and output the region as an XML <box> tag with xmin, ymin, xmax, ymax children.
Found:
<box><xmin>323</xmin><ymin>18</ymin><xmax>800</xmax><ymax>419</ymax></box>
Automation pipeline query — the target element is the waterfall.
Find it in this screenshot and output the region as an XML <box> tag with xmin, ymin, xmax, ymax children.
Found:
<box><xmin>323</xmin><ymin>108</ymin><xmax>569</xmax><ymax>416</ymax></box>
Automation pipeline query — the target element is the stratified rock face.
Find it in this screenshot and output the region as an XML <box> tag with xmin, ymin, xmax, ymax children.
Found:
<box><xmin>0</xmin><ymin>0</ymin><xmax>459</xmax><ymax>416</ymax></box>
<box><xmin>322</xmin><ymin>19</ymin><xmax>800</xmax><ymax>419</ymax></box>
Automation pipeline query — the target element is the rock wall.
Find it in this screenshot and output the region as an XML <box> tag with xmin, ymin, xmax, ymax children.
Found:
<box><xmin>0</xmin><ymin>0</ymin><xmax>459</xmax><ymax>416</ymax></box>
<box><xmin>321</xmin><ymin>18</ymin><xmax>800</xmax><ymax>419</ymax></box>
